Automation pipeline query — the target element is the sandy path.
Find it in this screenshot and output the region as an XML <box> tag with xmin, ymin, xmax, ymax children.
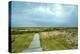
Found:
<box><xmin>22</xmin><ymin>33</ymin><xmax>42</xmax><ymax>52</ymax></box>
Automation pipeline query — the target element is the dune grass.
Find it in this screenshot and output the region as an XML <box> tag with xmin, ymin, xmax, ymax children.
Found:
<box><xmin>40</xmin><ymin>28</ymin><xmax>78</xmax><ymax>51</ymax></box>
<box><xmin>40</xmin><ymin>33</ymin><xmax>67</xmax><ymax>51</ymax></box>
<box><xmin>11</xmin><ymin>33</ymin><xmax>34</xmax><ymax>53</ymax></box>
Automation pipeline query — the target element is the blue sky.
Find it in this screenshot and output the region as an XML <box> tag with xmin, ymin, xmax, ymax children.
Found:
<box><xmin>11</xmin><ymin>1</ymin><xmax>78</xmax><ymax>27</ymax></box>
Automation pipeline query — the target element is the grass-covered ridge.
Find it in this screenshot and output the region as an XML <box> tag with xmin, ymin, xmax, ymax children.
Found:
<box><xmin>11</xmin><ymin>29</ymin><xmax>34</xmax><ymax>53</ymax></box>
<box><xmin>40</xmin><ymin>28</ymin><xmax>78</xmax><ymax>51</ymax></box>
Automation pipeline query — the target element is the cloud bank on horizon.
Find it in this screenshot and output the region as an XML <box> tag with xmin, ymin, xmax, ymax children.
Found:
<box><xmin>11</xmin><ymin>1</ymin><xmax>78</xmax><ymax>27</ymax></box>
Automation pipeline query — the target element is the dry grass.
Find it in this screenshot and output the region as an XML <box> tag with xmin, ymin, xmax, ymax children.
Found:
<box><xmin>11</xmin><ymin>31</ymin><xmax>34</xmax><ymax>53</ymax></box>
<box><xmin>40</xmin><ymin>28</ymin><xmax>78</xmax><ymax>51</ymax></box>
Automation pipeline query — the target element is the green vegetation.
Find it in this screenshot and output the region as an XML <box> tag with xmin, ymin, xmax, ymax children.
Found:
<box><xmin>11</xmin><ymin>30</ymin><xmax>34</xmax><ymax>53</ymax></box>
<box><xmin>10</xmin><ymin>27</ymin><xmax>78</xmax><ymax>52</ymax></box>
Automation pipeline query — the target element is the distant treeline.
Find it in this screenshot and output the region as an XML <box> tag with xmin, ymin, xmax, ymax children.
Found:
<box><xmin>11</xmin><ymin>27</ymin><xmax>78</xmax><ymax>35</ymax></box>
<box><xmin>11</xmin><ymin>27</ymin><xmax>78</xmax><ymax>30</ymax></box>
